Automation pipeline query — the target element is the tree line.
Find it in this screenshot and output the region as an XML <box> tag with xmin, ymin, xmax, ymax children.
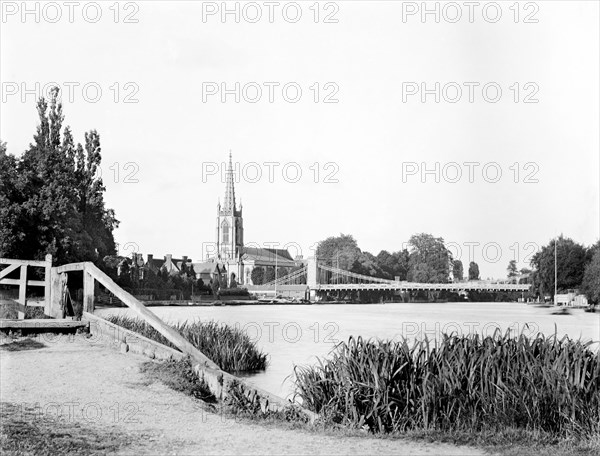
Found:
<box><xmin>315</xmin><ymin>233</ymin><xmax>482</xmax><ymax>282</ymax></box>
<box><xmin>315</xmin><ymin>233</ymin><xmax>600</xmax><ymax>304</ymax></box>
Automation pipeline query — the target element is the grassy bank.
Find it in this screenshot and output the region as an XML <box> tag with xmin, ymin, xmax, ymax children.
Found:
<box><xmin>139</xmin><ymin>352</ymin><xmax>599</xmax><ymax>456</ymax></box>
<box><xmin>105</xmin><ymin>315</ymin><xmax>268</xmax><ymax>373</ymax></box>
<box><xmin>294</xmin><ymin>331</ymin><xmax>600</xmax><ymax>438</ymax></box>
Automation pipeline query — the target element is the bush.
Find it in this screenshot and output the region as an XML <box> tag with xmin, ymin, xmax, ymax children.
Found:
<box><xmin>218</xmin><ymin>288</ymin><xmax>249</xmax><ymax>297</ymax></box>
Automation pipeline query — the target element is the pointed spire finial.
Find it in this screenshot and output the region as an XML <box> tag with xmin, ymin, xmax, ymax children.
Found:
<box><xmin>223</xmin><ymin>151</ymin><xmax>236</xmax><ymax>214</ymax></box>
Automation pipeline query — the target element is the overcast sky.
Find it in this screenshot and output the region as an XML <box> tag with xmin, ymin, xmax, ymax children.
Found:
<box><xmin>1</xmin><ymin>1</ymin><xmax>598</xmax><ymax>279</ymax></box>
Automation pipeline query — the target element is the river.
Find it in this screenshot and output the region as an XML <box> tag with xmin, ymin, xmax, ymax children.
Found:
<box><xmin>96</xmin><ymin>302</ymin><xmax>600</xmax><ymax>399</ymax></box>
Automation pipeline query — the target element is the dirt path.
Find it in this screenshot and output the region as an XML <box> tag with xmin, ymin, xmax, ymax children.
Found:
<box><xmin>0</xmin><ymin>335</ymin><xmax>485</xmax><ymax>455</ymax></box>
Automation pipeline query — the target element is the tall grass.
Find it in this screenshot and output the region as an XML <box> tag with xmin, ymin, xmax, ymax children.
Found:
<box><xmin>294</xmin><ymin>330</ymin><xmax>600</xmax><ymax>437</ymax></box>
<box><xmin>105</xmin><ymin>315</ymin><xmax>268</xmax><ymax>373</ymax></box>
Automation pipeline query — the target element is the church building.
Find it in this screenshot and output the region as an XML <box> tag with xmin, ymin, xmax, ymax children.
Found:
<box><xmin>214</xmin><ymin>154</ymin><xmax>298</xmax><ymax>286</ymax></box>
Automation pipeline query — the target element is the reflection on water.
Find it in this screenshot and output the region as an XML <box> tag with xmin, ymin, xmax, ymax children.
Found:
<box><xmin>96</xmin><ymin>302</ymin><xmax>600</xmax><ymax>399</ymax></box>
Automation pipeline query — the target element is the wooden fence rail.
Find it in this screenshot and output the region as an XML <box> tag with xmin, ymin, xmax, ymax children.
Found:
<box><xmin>51</xmin><ymin>262</ymin><xmax>220</xmax><ymax>369</ymax></box>
<box><xmin>0</xmin><ymin>255</ymin><xmax>52</xmax><ymax>318</ymax></box>
<box><xmin>1</xmin><ymin>256</ymin><xmax>315</xmax><ymax>419</ymax></box>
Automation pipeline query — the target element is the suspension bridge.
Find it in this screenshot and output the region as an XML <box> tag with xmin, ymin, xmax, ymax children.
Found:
<box><xmin>250</xmin><ymin>257</ymin><xmax>531</xmax><ymax>300</ymax></box>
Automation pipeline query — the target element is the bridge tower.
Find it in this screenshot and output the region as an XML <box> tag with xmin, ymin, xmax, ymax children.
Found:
<box><xmin>307</xmin><ymin>256</ymin><xmax>318</xmax><ymax>300</ymax></box>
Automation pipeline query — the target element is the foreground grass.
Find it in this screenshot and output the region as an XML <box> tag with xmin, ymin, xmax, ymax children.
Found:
<box><xmin>140</xmin><ymin>358</ymin><xmax>309</xmax><ymax>424</ymax></box>
<box><xmin>140</xmin><ymin>357</ymin><xmax>217</xmax><ymax>403</ymax></box>
<box><xmin>106</xmin><ymin>315</ymin><xmax>268</xmax><ymax>373</ymax></box>
<box><xmin>403</xmin><ymin>428</ymin><xmax>600</xmax><ymax>456</ymax></box>
<box><xmin>0</xmin><ymin>338</ymin><xmax>46</xmax><ymax>352</ymax></box>
<box><xmin>0</xmin><ymin>402</ymin><xmax>136</xmax><ymax>455</ymax></box>
<box><xmin>141</xmin><ymin>358</ymin><xmax>599</xmax><ymax>456</ymax></box>
<box><xmin>294</xmin><ymin>331</ymin><xmax>600</xmax><ymax>439</ymax></box>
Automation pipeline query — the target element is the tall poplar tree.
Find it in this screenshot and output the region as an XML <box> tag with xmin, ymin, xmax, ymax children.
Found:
<box><xmin>0</xmin><ymin>87</ymin><xmax>118</xmax><ymax>264</ymax></box>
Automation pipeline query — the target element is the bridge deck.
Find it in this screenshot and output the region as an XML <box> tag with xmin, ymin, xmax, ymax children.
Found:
<box><xmin>316</xmin><ymin>283</ymin><xmax>530</xmax><ymax>292</ymax></box>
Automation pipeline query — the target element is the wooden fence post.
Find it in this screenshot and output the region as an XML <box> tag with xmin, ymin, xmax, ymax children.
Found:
<box><xmin>18</xmin><ymin>265</ymin><xmax>27</xmax><ymax>319</ymax></box>
<box><xmin>83</xmin><ymin>268</ymin><xmax>95</xmax><ymax>314</ymax></box>
<box><xmin>44</xmin><ymin>254</ymin><xmax>52</xmax><ymax>317</ymax></box>
<box><xmin>49</xmin><ymin>269</ymin><xmax>63</xmax><ymax>319</ymax></box>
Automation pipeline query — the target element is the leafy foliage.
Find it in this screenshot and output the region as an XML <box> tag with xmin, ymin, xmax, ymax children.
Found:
<box><xmin>316</xmin><ymin>234</ymin><xmax>362</xmax><ymax>271</ymax></box>
<box><xmin>263</xmin><ymin>266</ymin><xmax>276</xmax><ymax>283</ymax></box>
<box><xmin>0</xmin><ymin>88</ymin><xmax>118</xmax><ymax>264</ymax></box>
<box><xmin>452</xmin><ymin>260</ymin><xmax>464</xmax><ymax>281</ymax></box>
<box><xmin>376</xmin><ymin>249</ymin><xmax>409</xmax><ymax>280</ymax></box>
<box><xmin>530</xmin><ymin>236</ymin><xmax>588</xmax><ymax>296</ymax></box>
<box><xmin>468</xmin><ymin>261</ymin><xmax>480</xmax><ymax>280</ymax></box>
<box><xmin>507</xmin><ymin>259</ymin><xmax>518</xmax><ymax>280</ymax></box>
<box><xmin>580</xmin><ymin>248</ymin><xmax>600</xmax><ymax>304</ymax></box>
<box><xmin>316</xmin><ymin>234</ymin><xmax>409</xmax><ymax>281</ymax></box>
<box><xmin>251</xmin><ymin>267</ymin><xmax>265</xmax><ymax>285</ymax></box>
<box><xmin>407</xmin><ymin>233</ymin><xmax>452</xmax><ymax>283</ymax></box>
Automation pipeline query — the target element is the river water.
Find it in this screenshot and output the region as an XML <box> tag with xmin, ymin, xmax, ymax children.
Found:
<box><xmin>96</xmin><ymin>303</ymin><xmax>600</xmax><ymax>399</ymax></box>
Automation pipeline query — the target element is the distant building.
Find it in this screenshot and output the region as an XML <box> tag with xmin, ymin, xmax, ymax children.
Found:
<box><xmin>144</xmin><ymin>254</ymin><xmax>191</xmax><ymax>276</ymax></box>
<box><xmin>555</xmin><ymin>290</ymin><xmax>588</xmax><ymax>306</ymax></box>
<box><xmin>212</xmin><ymin>153</ymin><xmax>300</xmax><ymax>286</ymax></box>
<box><xmin>190</xmin><ymin>261</ymin><xmax>226</xmax><ymax>284</ymax></box>
<box><xmin>117</xmin><ymin>154</ymin><xmax>300</xmax><ymax>287</ymax></box>
<box><xmin>141</xmin><ymin>254</ymin><xmax>225</xmax><ymax>284</ymax></box>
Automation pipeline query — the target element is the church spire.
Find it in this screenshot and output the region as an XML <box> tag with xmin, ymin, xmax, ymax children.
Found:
<box><xmin>223</xmin><ymin>151</ymin><xmax>236</xmax><ymax>213</ymax></box>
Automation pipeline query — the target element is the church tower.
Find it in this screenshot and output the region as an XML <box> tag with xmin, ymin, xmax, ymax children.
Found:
<box><xmin>216</xmin><ymin>153</ymin><xmax>244</xmax><ymax>261</ymax></box>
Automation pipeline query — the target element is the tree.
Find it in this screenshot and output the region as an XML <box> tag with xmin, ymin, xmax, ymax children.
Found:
<box><xmin>0</xmin><ymin>141</ymin><xmax>23</xmax><ymax>257</ymax></box>
<box><xmin>264</xmin><ymin>267</ymin><xmax>276</xmax><ymax>283</ymax></box>
<box><xmin>406</xmin><ymin>233</ymin><xmax>452</xmax><ymax>283</ymax></box>
<box><xmin>290</xmin><ymin>264</ymin><xmax>307</xmax><ymax>284</ymax></box>
<box><xmin>376</xmin><ymin>249</ymin><xmax>409</xmax><ymax>280</ymax></box>
<box><xmin>316</xmin><ymin>234</ymin><xmax>362</xmax><ymax>272</ymax></box>
<box><xmin>507</xmin><ymin>260</ymin><xmax>518</xmax><ymax>281</ymax></box>
<box><xmin>354</xmin><ymin>251</ymin><xmax>385</xmax><ymax>278</ymax></box>
<box><xmin>452</xmin><ymin>260</ymin><xmax>464</xmax><ymax>281</ymax></box>
<box><xmin>0</xmin><ymin>88</ymin><xmax>118</xmax><ymax>264</ymax></box>
<box><xmin>251</xmin><ymin>267</ymin><xmax>265</xmax><ymax>285</ymax></box>
<box><xmin>210</xmin><ymin>277</ymin><xmax>221</xmax><ymax>297</ymax></box>
<box><xmin>468</xmin><ymin>262</ymin><xmax>480</xmax><ymax>280</ymax></box>
<box><xmin>581</xmin><ymin>249</ymin><xmax>600</xmax><ymax>304</ymax></box>
<box><xmin>530</xmin><ymin>236</ymin><xmax>588</xmax><ymax>297</ymax></box>
<box><xmin>276</xmin><ymin>267</ymin><xmax>289</xmax><ymax>280</ymax></box>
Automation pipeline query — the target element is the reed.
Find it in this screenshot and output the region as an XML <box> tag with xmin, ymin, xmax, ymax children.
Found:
<box><xmin>294</xmin><ymin>330</ymin><xmax>600</xmax><ymax>437</ymax></box>
<box><xmin>105</xmin><ymin>315</ymin><xmax>268</xmax><ymax>373</ymax></box>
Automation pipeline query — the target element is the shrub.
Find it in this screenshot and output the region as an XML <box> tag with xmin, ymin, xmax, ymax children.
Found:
<box><xmin>218</xmin><ymin>288</ymin><xmax>250</xmax><ymax>297</ymax></box>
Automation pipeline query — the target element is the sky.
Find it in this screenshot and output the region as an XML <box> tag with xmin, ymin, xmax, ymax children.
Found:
<box><xmin>1</xmin><ymin>1</ymin><xmax>599</xmax><ymax>279</ymax></box>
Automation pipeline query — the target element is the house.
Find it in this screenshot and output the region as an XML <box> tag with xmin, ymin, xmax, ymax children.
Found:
<box><xmin>555</xmin><ymin>290</ymin><xmax>588</xmax><ymax>306</ymax></box>
<box><xmin>190</xmin><ymin>261</ymin><xmax>226</xmax><ymax>285</ymax></box>
<box><xmin>144</xmin><ymin>254</ymin><xmax>193</xmax><ymax>276</ymax></box>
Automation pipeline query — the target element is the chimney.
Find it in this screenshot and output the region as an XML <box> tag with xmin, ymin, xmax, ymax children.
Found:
<box><xmin>183</xmin><ymin>255</ymin><xmax>188</xmax><ymax>263</ymax></box>
<box><xmin>147</xmin><ymin>254</ymin><xmax>153</xmax><ymax>263</ymax></box>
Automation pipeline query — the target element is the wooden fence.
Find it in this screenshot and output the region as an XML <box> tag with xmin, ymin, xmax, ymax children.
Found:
<box><xmin>1</xmin><ymin>257</ymin><xmax>316</xmax><ymax>419</ymax></box>
<box><xmin>0</xmin><ymin>255</ymin><xmax>52</xmax><ymax>318</ymax></box>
